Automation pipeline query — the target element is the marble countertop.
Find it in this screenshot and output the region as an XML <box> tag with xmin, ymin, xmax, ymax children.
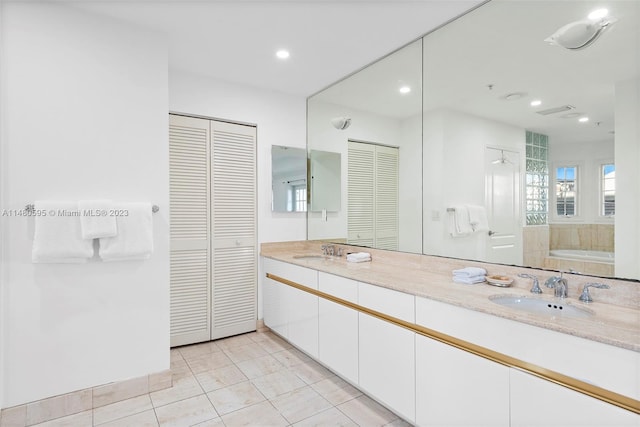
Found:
<box><xmin>261</xmin><ymin>241</ymin><xmax>639</xmax><ymax>352</ymax></box>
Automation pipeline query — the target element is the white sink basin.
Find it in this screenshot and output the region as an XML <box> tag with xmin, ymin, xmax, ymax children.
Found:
<box><xmin>490</xmin><ymin>295</ymin><xmax>594</xmax><ymax>319</ymax></box>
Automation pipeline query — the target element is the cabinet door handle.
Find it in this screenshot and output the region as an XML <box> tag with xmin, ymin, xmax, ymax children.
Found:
<box><xmin>488</xmin><ymin>230</ymin><xmax>497</xmax><ymax>236</ymax></box>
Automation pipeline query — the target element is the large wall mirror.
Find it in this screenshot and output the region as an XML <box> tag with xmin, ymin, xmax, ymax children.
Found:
<box><xmin>307</xmin><ymin>0</ymin><xmax>640</xmax><ymax>281</ymax></box>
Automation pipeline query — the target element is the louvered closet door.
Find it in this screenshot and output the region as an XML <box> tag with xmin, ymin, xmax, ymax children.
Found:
<box><xmin>210</xmin><ymin>121</ymin><xmax>257</xmax><ymax>340</ymax></box>
<box><xmin>375</xmin><ymin>145</ymin><xmax>399</xmax><ymax>250</ymax></box>
<box><xmin>169</xmin><ymin>114</ymin><xmax>211</xmax><ymax>347</ymax></box>
<box><xmin>347</xmin><ymin>141</ymin><xmax>375</xmax><ymax>246</ymax></box>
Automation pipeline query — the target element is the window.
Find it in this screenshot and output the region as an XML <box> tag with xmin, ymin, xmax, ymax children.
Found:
<box><xmin>601</xmin><ymin>163</ymin><xmax>615</xmax><ymax>216</ymax></box>
<box><xmin>525</xmin><ymin>131</ymin><xmax>549</xmax><ymax>225</ymax></box>
<box><xmin>556</xmin><ymin>166</ymin><xmax>578</xmax><ymax>217</ymax></box>
<box><xmin>294</xmin><ymin>184</ymin><xmax>307</xmax><ymax>212</ymax></box>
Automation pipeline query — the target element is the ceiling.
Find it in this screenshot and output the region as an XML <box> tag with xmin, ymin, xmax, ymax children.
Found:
<box><xmin>69</xmin><ymin>0</ymin><xmax>485</xmax><ymax>97</ymax></box>
<box><xmin>309</xmin><ymin>0</ymin><xmax>640</xmax><ymax>144</ymax></box>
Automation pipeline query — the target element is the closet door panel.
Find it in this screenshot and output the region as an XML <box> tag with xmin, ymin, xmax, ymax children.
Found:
<box><xmin>169</xmin><ymin>114</ymin><xmax>211</xmax><ymax>347</ymax></box>
<box><xmin>347</xmin><ymin>141</ymin><xmax>375</xmax><ymax>246</ymax></box>
<box><xmin>374</xmin><ymin>145</ymin><xmax>399</xmax><ymax>250</ymax></box>
<box><xmin>211</xmin><ymin>121</ymin><xmax>257</xmax><ymax>339</ymax></box>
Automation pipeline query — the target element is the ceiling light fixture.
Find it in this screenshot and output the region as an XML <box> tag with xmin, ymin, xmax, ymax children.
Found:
<box><xmin>276</xmin><ymin>49</ymin><xmax>290</xmax><ymax>59</ymax></box>
<box><xmin>331</xmin><ymin>116</ymin><xmax>352</xmax><ymax>130</ymax></box>
<box><xmin>530</xmin><ymin>100</ymin><xmax>542</xmax><ymax>107</ymax></box>
<box><xmin>399</xmin><ymin>86</ymin><xmax>411</xmax><ymax>94</ymax></box>
<box><xmin>561</xmin><ymin>112</ymin><xmax>582</xmax><ymax>119</ymax></box>
<box><xmin>536</xmin><ymin>105</ymin><xmax>575</xmax><ymax>115</ymax></box>
<box><xmin>579</xmin><ymin>117</ymin><xmax>590</xmax><ymax>123</ymax></box>
<box><xmin>544</xmin><ymin>9</ymin><xmax>617</xmax><ymax>50</ymax></box>
<box><xmin>501</xmin><ymin>92</ymin><xmax>527</xmax><ymax>101</ymax></box>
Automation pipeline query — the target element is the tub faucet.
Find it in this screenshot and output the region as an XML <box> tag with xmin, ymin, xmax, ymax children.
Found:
<box><xmin>545</xmin><ymin>275</ymin><xmax>568</xmax><ymax>298</ymax></box>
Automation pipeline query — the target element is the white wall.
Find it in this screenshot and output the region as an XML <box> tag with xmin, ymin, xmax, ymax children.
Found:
<box><xmin>0</xmin><ymin>0</ymin><xmax>5</xmax><ymax>409</ymax></box>
<box><xmin>423</xmin><ymin>109</ymin><xmax>525</xmax><ymax>262</ymax></box>
<box><xmin>0</xmin><ymin>3</ymin><xmax>169</xmax><ymax>407</ymax></box>
<box><xmin>615</xmin><ymin>78</ymin><xmax>640</xmax><ymax>280</ymax></box>
<box><xmin>169</xmin><ymin>70</ymin><xmax>307</xmax><ymax>319</ymax></box>
<box><xmin>549</xmin><ymin>139</ymin><xmax>614</xmax><ymax>224</ymax></box>
<box><xmin>307</xmin><ymin>100</ymin><xmax>422</xmax><ymax>252</ymax></box>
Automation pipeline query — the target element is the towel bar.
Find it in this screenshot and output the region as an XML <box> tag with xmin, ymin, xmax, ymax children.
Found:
<box><xmin>25</xmin><ymin>204</ymin><xmax>160</xmax><ymax>214</ymax></box>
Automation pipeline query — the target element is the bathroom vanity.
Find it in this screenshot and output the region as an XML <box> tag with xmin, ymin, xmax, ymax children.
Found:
<box><xmin>261</xmin><ymin>241</ymin><xmax>639</xmax><ymax>426</ymax></box>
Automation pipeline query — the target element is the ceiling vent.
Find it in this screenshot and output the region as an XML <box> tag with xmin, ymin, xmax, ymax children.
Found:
<box><xmin>536</xmin><ymin>105</ymin><xmax>576</xmax><ymax>115</ymax></box>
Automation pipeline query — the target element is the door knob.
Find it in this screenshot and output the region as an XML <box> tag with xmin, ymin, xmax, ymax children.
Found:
<box><xmin>488</xmin><ymin>230</ymin><xmax>497</xmax><ymax>236</ymax></box>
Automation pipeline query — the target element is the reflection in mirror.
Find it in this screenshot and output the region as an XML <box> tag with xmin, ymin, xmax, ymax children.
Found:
<box><xmin>307</xmin><ymin>39</ymin><xmax>423</xmax><ymax>253</ymax></box>
<box><xmin>307</xmin><ymin>1</ymin><xmax>639</xmax><ymax>280</ymax></box>
<box><xmin>309</xmin><ymin>149</ymin><xmax>341</xmax><ymax>212</ymax></box>
<box><xmin>421</xmin><ymin>0</ymin><xmax>638</xmax><ymax>280</ymax></box>
<box><xmin>271</xmin><ymin>145</ymin><xmax>307</xmax><ymax>212</ymax></box>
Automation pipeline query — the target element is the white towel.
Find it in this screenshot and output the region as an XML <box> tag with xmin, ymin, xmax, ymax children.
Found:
<box><xmin>448</xmin><ymin>206</ymin><xmax>473</xmax><ymax>237</ymax></box>
<box><xmin>347</xmin><ymin>252</ymin><xmax>371</xmax><ymax>263</ymax></box>
<box><xmin>467</xmin><ymin>205</ymin><xmax>489</xmax><ymax>232</ymax></box>
<box><xmin>453</xmin><ymin>275</ymin><xmax>486</xmax><ymax>284</ymax></box>
<box><xmin>78</xmin><ymin>199</ymin><xmax>118</xmax><ymax>239</ymax></box>
<box><xmin>99</xmin><ymin>202</ymin><xmax>153</xmax><ymax>261</ymax></box>
<box><xmin>32</xmin><ymin>201</ymin><xmax>95</xmax><ymax>263</ymax></box>
<box><xmin>452</xmin><ymin>267</ymin><xmax>487</xmax><ymax>277</ymax></box>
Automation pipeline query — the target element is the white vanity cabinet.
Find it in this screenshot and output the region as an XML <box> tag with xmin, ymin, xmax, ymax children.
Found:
<box><xmin>510</xmin><ymin>369</ymin><xmax>639</xmax><ymax>427</ymax></box>
<box><xmin>358</xmin><ymin>282</ymin><xmax>416</xmax><ymax>423</ymax></box>
<box><xmin>262</xmin><ymin>258</ymin><xmax>318</xmax><ymax>357</ymax></box>
<box><xmin>317</xmin><ymin>272</ymin><xmax>359</xmax><ymax>384</ymax></box>
<box><xmin>415</xmin><ymin>335</ymin><xmax>510</xmax><ymax>426</ymax></box>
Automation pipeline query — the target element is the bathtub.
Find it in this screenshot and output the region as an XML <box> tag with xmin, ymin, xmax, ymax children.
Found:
<box><xmin>548</xmin><ymin>249</ymin><xmax>614</xmax><ymax>263</ymax></box>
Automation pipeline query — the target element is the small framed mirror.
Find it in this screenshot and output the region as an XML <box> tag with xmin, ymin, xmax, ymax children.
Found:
<box><xmin>271</xmin><ymin>145</ymin><xmax>307</xmax><ymax>212</ymax></box>
<box><xmin>309</xmin><ymin>149</ymin><xmax>341</xmax><ymax>212</ymax></box>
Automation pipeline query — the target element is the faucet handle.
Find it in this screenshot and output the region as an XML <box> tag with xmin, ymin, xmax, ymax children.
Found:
<box><xmin>579</xmin><ymin>283</ymin><xmax>610</xmax><ymax>303</ymax></box>
<box><xmin>518</xmin><ymin>273</ymin><xmax>542</xmax><ymax>294</ymax></box>
<box><xmin>544</xmin><ymin>276</ymin><xmax>561</xmax><ymax>289</ymax></box>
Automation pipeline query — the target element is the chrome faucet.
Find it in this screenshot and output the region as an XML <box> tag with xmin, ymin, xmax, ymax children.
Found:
<box><xmin>518</xmin><ymin>273</ymin><xmax>542</xmax><ymax>294</ymax></box>
<box><xmin>545</xmin><ymin>274</ymin><xmax>568</xmax><ymax>298</ymax></box>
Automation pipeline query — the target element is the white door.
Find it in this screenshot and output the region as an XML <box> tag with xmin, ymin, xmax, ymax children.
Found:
<box><xmin>210</xmin><ymin>121</ymin><xmax>257</xmax><ymax>340</ymax></box>
<box><xmin>169</xmin><ymin>115</ymin><xmax>211</xmax><ymax>347</ymax></box>
<box><xmin>485</xmin><ymin>147</ymin><xmax>522</xmax><ymax>265</ymax></box>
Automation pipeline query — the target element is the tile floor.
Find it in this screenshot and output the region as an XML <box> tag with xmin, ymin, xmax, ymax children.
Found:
<box><xmin>29</xmin><ymin>331</ymin><xmax>409</xmax><ymax>426</ymax></box>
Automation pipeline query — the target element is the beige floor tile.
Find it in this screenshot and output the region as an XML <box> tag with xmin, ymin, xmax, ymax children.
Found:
<box><xmin>195</xmin><ymin>364</ymin><xmax>247</xmax><ymax>392</ymax></box>
<box><xmin>269</xmin><ymin>386</ymin><xmax>332</xmax><ymax>424</ymax></box>
<box><xmin>98</xmin><ymin>409</ymin><xmax>158</xmax><ymax>427</ymax></box>
<box><xmin>93</xmin><ymin>395</ymin><xmax>152</xmax><ymax>425</ymax></box>
<box><xmin>191</xmin><ymin>418</ymin><xmax>225</xmax><ymax>427</ymax></box>
<box><xmin>309</xmin><ymin>376</ymin><xmax>362</xmax><ymax>406</ymax></box>
<box><xmin>223</xmin><ymin>343</ymin><xmax>269</xmax><ymax>364</ymax></box>
<box><xmin>169</xmin><ymin>349</ymin><xmax>183</xmax><ymax>364</ymax></box>
<box><xmin>215</xmin><ymin>334</ymin><xmax>256</xmax><ymax>351</ymax></box>
<box><xmin>29</xmin><ymin>410</ymin><xmax>92</xmax><ymax>427</ymax></box>
<box><xmin>289</xmin><ymin>360</ymin><xmax>333</xmax><ymax>385</ymax></box>
<box><xmin>169</xmin><ymin>359</ymin><xmax>193</xmax><ymax>381</ymax></box>
<box><xmin>149</xmin><ymin>375</ymin><xmax>203</xmax><ymax>408</ymax></box>
<box><xmin>255</xmin><ymin>335</ymin><xmax>292</xmax><ymax>354</ymax></box>
<box><xmin>220</xmin><ymin>401</ymin><xmax>288</xmax><ymax>427</ymax></box>
<box><xmin>385</xmin><ymin>418</ymin><xmax>413</xmax><ymax>426</ymax></box>
<box><xmin>247</xmin><ymin>331</ymin><xmax>274</xmax><ymax>343</ymax></box>
<box><xmin>206</xmin><ymin>381</ymin><xmax>265</xmax><ymax>416</ymax></box>
<box><xmin>250</xmin><ymin>370</ymin><xmax>306</xmax><ymax>399</ymax></box>
<box><xmin>149</xmin><ymin>370</ymin><xmax>173</xmax><ymax>393</ymax></box>
<box><xmin>271</xmin><ymin>347</ymin><xmax>311</xmax><ymax>368</ymax></box>
<box><xmin>155</xmin><ymin>395</ymin><xmax>217</xmax><ymax>427</ymax></box>
<box><xmin>186</xmin><ymin>352</ymin><xmax>234</xmax><ymax>375</ymax></box>
<box><xmin>291</xmin><ymin>407</ymin><xmax>358</xmax><ymax>427</ymax></box>
<box><xmin>337</xmin><ymin>395</ymin><xmax>398</xmax><ymax>427</ymax></box>
<box><xmin>236</xmin><ymin>355</ymin><xmax>284</xmax><ymax>380</ymax></box>
<box><xmin>178</xmin><ymin>341</ymin><xmax>221</xmax><ymax>361</ymax></box>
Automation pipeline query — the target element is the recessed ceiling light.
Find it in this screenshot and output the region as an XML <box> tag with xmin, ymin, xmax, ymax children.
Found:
<box><xmin>579</xmin><ymin>117</ymin><xmax>590</xmax><ymax>123</ymax></box>
<box><xmin>530</xmin><ymin>100</ymin><xmax>542</xmax><ymax>107</ymax></box>
<box><xmin>399</xmin><ymin>86</ymin><xmax>411</xmax><ymax>94</ymax></box>
<box><xmin>502</xmin><ymin>92</ymin><xmax>527</xmax><ymax>101</ymax></box>
<box><xmin>588</xmin><ymin>8</ymin><xmax>609</xmax><ymax>20</ymax></box>
<box><xmin>276</xmin><ymin>49</ymin><xmax>290</xmax><ymax>59</ymax></box>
